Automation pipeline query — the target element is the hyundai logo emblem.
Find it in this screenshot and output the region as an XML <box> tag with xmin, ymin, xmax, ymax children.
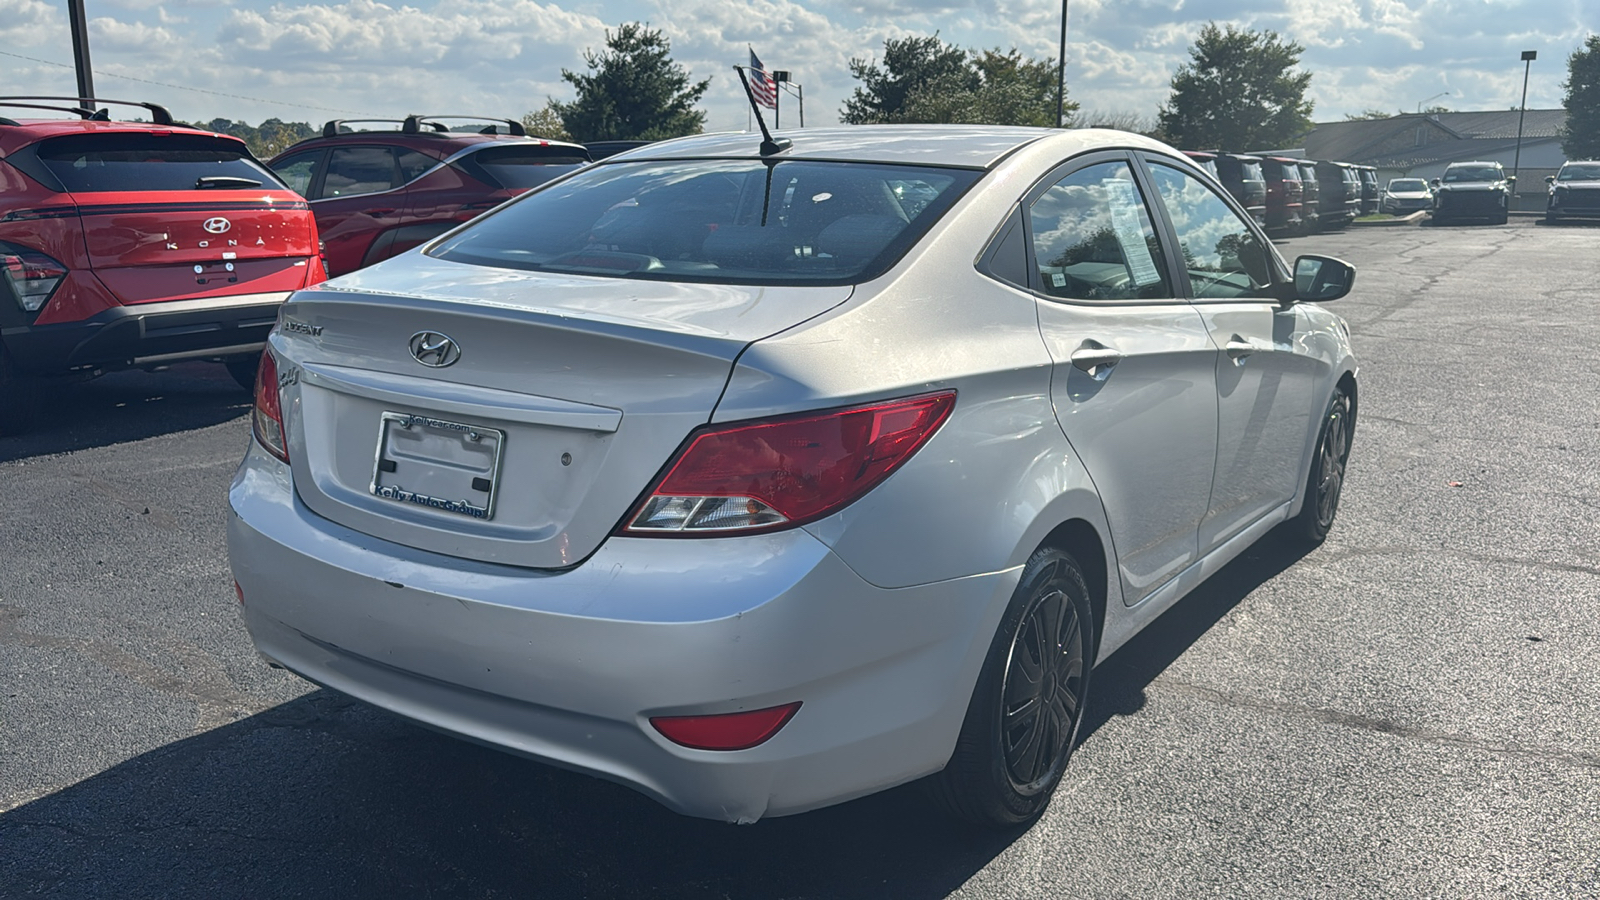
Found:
<box><xmin>409</xmin><ymin>331</ymin><xmax>461</xmax><ymax>368</ymax></box>
<box><xmin>203</xmin><ymin>217</ymin><xmax>232</xmax><ymax>234</ymax></box>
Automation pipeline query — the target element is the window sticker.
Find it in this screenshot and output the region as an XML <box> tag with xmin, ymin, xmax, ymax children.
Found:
<box><xmin>1101</xmin><ymin>178</ymin><xmax>1164</xmax><ymax>286</ymax></box>
<box><xmin>1051</xmin><ymin>272</ymin><xmax>1066</xmax><ymax>287</ymax></box>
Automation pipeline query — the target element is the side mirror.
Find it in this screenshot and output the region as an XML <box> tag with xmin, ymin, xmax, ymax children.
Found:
<box><xmin>1545</xmin><ymin>175</ymin><xmax>1556</xmax><ymax>184</ymax></box>
<box><xmin>1506</xmin><ymin>175</ymin><xmax>1517</xmax><ymax>184</ymax></box>
<box><xmin>1289</xmin><ymin>255</ymin><xmax>1355</xmax><ymax>303</ymax></box>
<box><xmin>1430</xmin><ymin>178</ymin><xmax>1441</xmax><ymax>188</ymax></box>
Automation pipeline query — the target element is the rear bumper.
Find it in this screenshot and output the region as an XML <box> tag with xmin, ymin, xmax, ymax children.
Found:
<box><xmin>1</xmin><ymin>291</ymin><xmax>286</xmax><ymax>375</ymax></box>
<box><xmin>227</xmin><ymin>443</ymin><xmax>1013</xmax><ymax>822</ymax></box>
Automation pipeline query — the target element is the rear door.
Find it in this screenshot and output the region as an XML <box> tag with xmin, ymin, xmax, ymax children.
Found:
<box><xmin>310</xmin><ymin>145</ymin><xmax>408</xmax><ymax>276</ymax></box>
<box><xmin>31</xmin><ymin>131</ymin><xmax>319</xmax><ymax>304</ymax></box>
<box><xmin>1141</xmin><ymin>157</ymin><xmax>1320</xmax><ymax>552</ymax></box>
<box><xmin>1018</xmin><ymin>153</ymin><xmax>1219</xmax><ymax>607</ymax></box>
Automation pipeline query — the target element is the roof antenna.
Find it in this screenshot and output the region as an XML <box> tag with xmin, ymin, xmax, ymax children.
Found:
<box><xmin>734</xmin><ymin>66</ymin><xmax>790</xmax><ymax>157</ymax></box>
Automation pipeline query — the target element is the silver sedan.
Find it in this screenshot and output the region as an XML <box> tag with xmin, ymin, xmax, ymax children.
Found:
<box><xmin>228</xmin><ymin>126</ymin><xmax>1358</xmax><ymax>827</ymax></box>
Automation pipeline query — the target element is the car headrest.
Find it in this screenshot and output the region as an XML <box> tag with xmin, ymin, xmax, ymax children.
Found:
<box><xmin>816</xmin><ymin>215</ymin><xmax>904</xmax><ymax>267</ymax></box>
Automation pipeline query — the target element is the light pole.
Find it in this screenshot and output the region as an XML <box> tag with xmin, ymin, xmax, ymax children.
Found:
<box><xmin>1055</xmin><ymin>0</ymin><xmax>1070</xmax><ymax>127</ymax></box>
<box><xmin>1511</xmin><ymin>50</ymin><xmax>1537</xmax><ymax>209</ymax></box>
<box><xmin>68</xmin><ymin>0</ymin><xmax>95</xmax><ymax>106</ymax></box>
<box><xmin>1416</xmin><ymin>91</ymin><xmax>1449</xmax><ymax>114</ymax></box>
<box><xmin>773</xmin><ymin>70</ymin><xmax>803</xmax><ymax>129</ymax></box>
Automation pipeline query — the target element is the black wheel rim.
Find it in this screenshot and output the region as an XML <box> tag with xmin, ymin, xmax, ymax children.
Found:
<box><xmin>1315</xmin><ymin>397</ymin><xmax>1351</xmax><ymax>528</ymax></box>
<box><xmin>1000</xmin><ymin>566</ymin><xmax>1087</xmax><ymax>795</ymax></box>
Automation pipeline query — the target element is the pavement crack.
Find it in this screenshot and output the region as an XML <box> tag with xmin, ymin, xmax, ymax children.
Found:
<box><xmin>1153</xmin><ymin>677</ymin><xmax>1600</xmax><ymax>771</ymax></box>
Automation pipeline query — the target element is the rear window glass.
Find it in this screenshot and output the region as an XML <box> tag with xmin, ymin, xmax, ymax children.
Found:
<box><xmin>429</xmin><ymin>159</ymin><xmax>979</xmax><ymax>286</ymax></box>
<box><xmin>468</xmin><ymin>146</ymin><xmax>589</xmax><ymax>190</ymax></box>
<box><xmin>1241</xmin><ymin>162</ymin><xmax>1263</xmax><ymax>181</ymax></box>
<box><xmin>36</xmin><ymin>133</ymin><xmax>275</xmax><ymax>193</ymax></box>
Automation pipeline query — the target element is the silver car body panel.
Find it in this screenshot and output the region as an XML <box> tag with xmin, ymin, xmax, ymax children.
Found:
<box><xmin>229</xmin><ymin>126</ymin><xmax>1357</xmax><ymax>821</ymax></box>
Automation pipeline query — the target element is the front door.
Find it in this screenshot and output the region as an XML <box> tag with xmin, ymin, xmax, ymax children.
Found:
<box><xmin>1141</xmin><ymin>157</ymin><xmax>1322</xmax><ymax>552</ymax></box>
<box><xmin>1022</xmin><ymin>155</ymin><xmax>1220</xmax><ymax>606</ymax></box>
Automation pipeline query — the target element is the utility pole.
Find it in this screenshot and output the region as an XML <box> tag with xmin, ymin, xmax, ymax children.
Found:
<box><xmin>1055</xmin><ymin>0</ymin><xmax>1070</xmax><ymax>127</ymax></box>
<box><xmin>1512</xmin><ymin>50</ymin><xmax>1537</xmax><ymax>211</ymax></box>
<box><xmin>68</xmin><ymin>0</ymin><xmax>95</xmax><ymax>106</ymax></box>
<box><xmin>773</xmin><ymin>70</ymin><xmax>789</xmax><ymax>130</ymax></box>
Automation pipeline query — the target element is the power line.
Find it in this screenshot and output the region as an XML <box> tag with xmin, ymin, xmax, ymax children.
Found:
<box><xmin>0</xmin><ymin>49</ymin><xmax>369</xmax><ymax>116</ymax></box>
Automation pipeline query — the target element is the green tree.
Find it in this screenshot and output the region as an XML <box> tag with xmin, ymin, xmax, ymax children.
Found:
<box><xmin>840</xmin><ymin>34</ymin><xmax>978</xmax><ymax>124</ymax></box>
<box><xmin>900</xmin><ymin>48</ymin><xmax>1075</xmax><ymax>127</ymax></box>
<box><xmin>185</xmin><ymin>118</ymin><xmax>314</xmax><ymax>158</ymax></box>
<box><xmin>1158</xmin><ymin>23</ymin><xmax>1314</xmax><ymax>151</ymax></box>
<box><xmin>521</xmin><ymin>104</ymin><xmax>573</xmax><ymax>142</ymax></box>
<box><xmin>1559</xmin><ymin>34</ymin><xmax>1600</xmax><ymax>160</ymax></box>
<box><xmin>551</xmin><ymin>23</ymin><xmax>709</xmax><ymax>142</ymax></box>
<box><xmin>1344</xmin><ymin>109</ymin><xmax>1392</xmax><ymax>121</ymax></box>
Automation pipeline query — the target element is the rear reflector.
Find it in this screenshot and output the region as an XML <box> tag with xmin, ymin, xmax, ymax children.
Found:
<box><xmin>623</xmin><ymin>391</ymin><xmax>955</xmax><ymax>536</ymax></box>
<box><xmin>650</xmin><ymin>702</ymin><xmax>802</xmax><ymax>751</ymax></box>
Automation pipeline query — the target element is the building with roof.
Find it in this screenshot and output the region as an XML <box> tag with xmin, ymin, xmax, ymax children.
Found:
<box><xmin>1301</xmin><ymin>109</ymin><xmax>1567</xmax><ymax>208</ymax></box>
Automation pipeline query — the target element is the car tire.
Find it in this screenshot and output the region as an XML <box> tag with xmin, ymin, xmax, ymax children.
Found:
<box><xmin>927</xmin><ymin>546</ymin><xmax>1095</xmax><ymax>829</ymax></box>
<box><xmin>1292</xmin><ymin>387</ymin><xmax>1353</xmax><ymax>545</ymax></box>
<box><xmin>0</xmin><ymin>341</ymin><xmax>40</xmax><ymax>436</ymax></box>
<box><xmin>1545</xmin><ymin>212</ymin><xmax>1560</xmax><ymax>224</ymax></box>
<box><xmin>225</xmin><ymin>356</ymin><xmax>261</xmax><ymax>393</ymax></box>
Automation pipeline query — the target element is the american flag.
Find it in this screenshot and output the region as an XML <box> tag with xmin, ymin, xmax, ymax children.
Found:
<box><xmin>748</xmin><ymin>48</ymin><xmax>777</xmax><ymax>109</ymax></box>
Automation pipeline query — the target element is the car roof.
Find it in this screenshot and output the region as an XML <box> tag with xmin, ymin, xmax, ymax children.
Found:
<box><xmin>1446</xmin><ymin>160</ymin><xmax>1501</xmax><ymax>167</ymax></box>
<box><xmin>0</xmin><ymin>118</ymin><xmax>245</xmax><ymax>158</ymax></box>
<box><xmin>273</xmin><ymin>129</ymin><xmax>586</xmax><ymax>161</ymax></box>
<box><xmin>599</xmin><ymin>125</ymin><xmax>1068</xmax><ymax>169</ymax></box>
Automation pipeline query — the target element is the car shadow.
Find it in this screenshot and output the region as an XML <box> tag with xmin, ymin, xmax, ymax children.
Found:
<box><xmin>0</xmin><ymin>690</ymin><xmax>1014</xmax><ymax>899</ymax></box>
<box><xmin>0</xmin><ymin>538</ymin><xmax>1313</xmax><ymax>900</ymax></box>
<box><xmin>1079</xmin><ymin>528</ymin><xmax>1314</xmax><ymax>733</ymax></box>
<box><xmin>0</xmin><ymin>362</ymin><xmax>251</xmax><ymax>463</ymax></box>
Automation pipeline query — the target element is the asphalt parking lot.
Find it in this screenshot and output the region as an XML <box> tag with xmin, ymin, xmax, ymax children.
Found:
<box><xmin>2</xmin><ymin>217</ymin><xmax>1597</xmax><ymax>899</ymax></box>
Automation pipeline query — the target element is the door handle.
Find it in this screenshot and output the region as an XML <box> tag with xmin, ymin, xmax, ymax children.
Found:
<box><xmin>361</xmin><ymin>207</ymin><xmax>396</xmax><ymax>216</ymax></box>
<box><xmin>1225</xmin><ymin>334</ymin><xmax>1254</xmax><ymax>362</ymax></box>
<box><xmin>1070</xmin><ymin>344</ymin><xmax>1123</xmax><ymax>379</ymax></box>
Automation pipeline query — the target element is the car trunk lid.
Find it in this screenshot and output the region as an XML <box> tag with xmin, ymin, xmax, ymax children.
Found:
<box><xmin>273</xmin><ymin>254</ymin><xmax>852</xmax><ymax>569</ymax></box>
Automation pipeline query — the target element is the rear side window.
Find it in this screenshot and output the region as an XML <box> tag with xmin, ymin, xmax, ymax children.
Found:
<box><xmin>321</xmin><ymin>147</ymin><xmax>395</xmax><ymax>198</ymax></box>
<box><xmin>464</xmin><ymin>145</ymin><xmax>589</xmax><ymax>190</ymax></box>
<box><xmin>429</xmin><ymin>159</ymin><xmax>978</xmax><ymax>286</ymax></box>
<box><xmin>1242</xmin><ymin>162</ymin><xmax>1263</xmax><ymax>181</ymax></box>
<box><xmin>1026</xmin><ymin>160</ymin><xmax>1171</xmax><ymax>302</ymax></box>
<box><xmin>35</xmin><ymin>133</ymin><xmax>274</xmax><ymax>193</ymax></box>
<box><xmin>270</xmin><ymin>150</ymin><xmax>320</xmax><ymax>197</ymax></box>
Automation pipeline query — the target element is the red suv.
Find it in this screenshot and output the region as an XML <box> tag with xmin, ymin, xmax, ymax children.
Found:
<box><xmin>0</xmin><ymin>97</ymin><xmax>325</xmax><ymax>433</ymax></box>
<box><xmin>266</xmin><ymin>115</ymin><xmax>590</xmax><ymax>277</ymax></box>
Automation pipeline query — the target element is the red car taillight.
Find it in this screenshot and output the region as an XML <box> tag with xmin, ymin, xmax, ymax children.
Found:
<box><xmin>0</xmin><ymin>242</ymin><xmax>67</xmax><ymax>313</ymax></box>
<box><xmin>622</xmin><ymin>391</ymin><xmax>955</xmax><ymax>536</ymax></box>
<box><xmin>251</xmin><ymin>350</ymin><xmax>289</xmax><ymax>463</ymax></box>
<box><xmin>651</xmin><ymin>702</ymin><xmax>802</xmax><ymax>751</ymax></box>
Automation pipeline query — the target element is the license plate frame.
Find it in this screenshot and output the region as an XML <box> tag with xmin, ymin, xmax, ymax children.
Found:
<box><xmin>369</xmin><ymin>412</ymin><xmax>505</xmax><ymax>521</ymax></box>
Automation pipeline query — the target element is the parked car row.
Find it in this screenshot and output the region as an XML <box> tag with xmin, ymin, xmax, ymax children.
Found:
<box><xmin>1182</xmin><ymin>151</ymin><xmax>1376</xmax><ymax>238</ymax></box>
<box><xmin>0</xmin><ymin>98</ymin><xmax>604</xmax><ymax>434</ymax></box>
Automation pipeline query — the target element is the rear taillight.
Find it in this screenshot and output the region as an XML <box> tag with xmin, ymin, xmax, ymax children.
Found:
<box><xmin>622</xmin><ymin>391</ymin><xmax>955</xmax><ymax>536</ymax></box>
<box><xmin>0</xmin><ymin>242</ymin><xmax>67</xmax><ymax>313</ymax></box>
<box><xmin>651</xmin><ymin>702</ymin><xmax>802</xmax><ymax>751</ymax></box>
<box><xmin>251</xmin><ymin>350</ymin><xmax>289</xmax><ymax>463</ymax></box>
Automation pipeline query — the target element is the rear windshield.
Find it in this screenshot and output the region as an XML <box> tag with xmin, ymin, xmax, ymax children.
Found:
<box><xmin>429</xmin><ymin>159</ymin><xmax>979</xmax><ymax>286</ymax></box>
<box><xmin>1443</xmin><ymin>165</ymin><xmax>1501</xmax><ymax>183</ymax></box>
<box><xmin>1558</xmin><ymin>163</ymin><xmax>1600</xmax><ymax>181</ymax></box>
<box><xmin>36</xmin><ymin>133</ymin><xmax>276</xmax><ymax>193</ymax></box>
<box><xmin>466</xmin><ymin>145</ymin><xmax>589</xmax><ymax>190</ymax></box>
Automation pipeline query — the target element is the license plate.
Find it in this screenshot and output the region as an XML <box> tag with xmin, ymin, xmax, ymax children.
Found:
<box><xmin>369</xmin><ymin>412</ymin><xmax>504</xmax><ymax>520</ymax></box>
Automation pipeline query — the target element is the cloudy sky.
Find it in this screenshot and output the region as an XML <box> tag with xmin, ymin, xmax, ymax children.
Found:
<box><xmin>1</xmin><ymin>0</ymin><xmax>1590</xmax><ymax>135</ymax></box>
